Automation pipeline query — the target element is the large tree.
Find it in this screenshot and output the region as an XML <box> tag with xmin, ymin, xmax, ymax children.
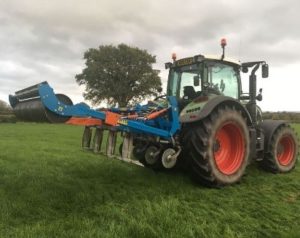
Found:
<box><xmin>76</xmin><ymin>44</ymin><xmax>162</xmax><ymax>107</ymax></box>
<box><xmin>0</xmin><ymin>100</ymin><xmax>11</xmax><ymax>112</ymax></box>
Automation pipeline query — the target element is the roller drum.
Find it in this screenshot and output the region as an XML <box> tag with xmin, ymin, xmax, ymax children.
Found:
<box><xmin>14</xmin><ymin>81</ymin><xmax>47</xmax><ymax>100</ymax></box>
<box><xmin>13</xmin><ymin>94</ymin><xmax>73</xmax><ymax>123</ymax></box>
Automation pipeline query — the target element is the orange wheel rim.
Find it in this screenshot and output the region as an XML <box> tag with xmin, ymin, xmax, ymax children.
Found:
<box><xmin>213</xmin><ymin>122</ymin><xmax>245</xmax><ymax>175</ymax></box>
<box><xmin>277</xmin><ymin>135</ymin><xmax>295</xmax><ymax>166</ymax></box>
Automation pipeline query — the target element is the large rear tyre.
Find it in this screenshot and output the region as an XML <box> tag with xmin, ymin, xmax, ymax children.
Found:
<box><xmin>261</xmin><ymin>125</ymin><xmax>298</xmax><ymax>173</ymax></box>
<box><xmin>182</xmin><ymin>107</ymin><xmax>250</xmax><ymax>187</ymax></box>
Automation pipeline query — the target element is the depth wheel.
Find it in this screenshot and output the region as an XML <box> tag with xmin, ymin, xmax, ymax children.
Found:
<box><xmin>144</xmin><ymin>146</ymin><xmax>161</xmax><ymax>167</ymax></box>
<box><xmin>182</xmin><ymin>107</ymin><xmax>250</xmax><ymax>187</ymax></box>
<box><xmin>261</xmin><ymin>125</ymin><xmax>298</xmax><ymax>173</ymax></box>
<box><xmin>137</xmin><ymin>145</ymin><xmax>163</xmax><ymax>169</ymax></box>
<box><xmin>161</xmin><ymin>148</ymin><xmax>177</xmax><ymax>169</ymax></box>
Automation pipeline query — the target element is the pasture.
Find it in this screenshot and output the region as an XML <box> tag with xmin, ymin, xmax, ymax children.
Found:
<box><xmin>0</xmin><ymin>123</ymin><xmax>299</xmax><ymax>237</ymax></box>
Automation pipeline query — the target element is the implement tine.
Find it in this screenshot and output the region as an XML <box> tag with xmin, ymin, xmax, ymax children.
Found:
<box><xmin>82</xmin><ymin>126</ymin><xmax>92</xmax><ymax>150</ymax></box>
<box><xmin>106</xmin><ymin>130</ymin><xmax>118</xmax><ymax>157</ymax></box>
<box><xmin>122</xmin><ymin>133</ymin><xmax>133</xmax><ymax>160</ymax></box>
<box><xmin>93</xmin><ymin>127</ymin><xmax>104</xmax><ymax>153</ymax></box>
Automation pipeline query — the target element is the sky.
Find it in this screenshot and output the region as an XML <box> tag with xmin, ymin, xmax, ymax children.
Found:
<box><xmin>0</xmin><ymin>0</ymin><xmax>300</xmax><ymax>111</ymax></box>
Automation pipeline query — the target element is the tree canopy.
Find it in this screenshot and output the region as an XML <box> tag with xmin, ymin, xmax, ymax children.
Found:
<box><xmin>76</xmin><ymin>44</ymin><xmax>162</xmax><ymax>107</ymax></box>
<box><xmin>0</xmin><ymin>100</ymin><xmax>11</xmax><ymax>112</ymax></box>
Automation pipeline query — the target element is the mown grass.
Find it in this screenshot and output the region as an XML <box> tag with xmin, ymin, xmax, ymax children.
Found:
<box><xmin>0</xmin><ymin>123</ymin><xmax>299</xmax><ymax>238</ymax></box>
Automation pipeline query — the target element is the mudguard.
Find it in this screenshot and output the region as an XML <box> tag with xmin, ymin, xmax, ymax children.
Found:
<box><xmin>260</xmin><ymin>120</ymin><xmax>287</xmax><ymax>149</ymax></box>
<box><xmin>180</xmin><ymin>95</ymin><xmax>253</xmax><ymax>126</ymax></box>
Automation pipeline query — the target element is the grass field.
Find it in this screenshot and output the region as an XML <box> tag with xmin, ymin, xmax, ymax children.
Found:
<box><xmin>0</xmin><ymin>123</ymin><xmax>299</xmax><ymax>238</ymax></box>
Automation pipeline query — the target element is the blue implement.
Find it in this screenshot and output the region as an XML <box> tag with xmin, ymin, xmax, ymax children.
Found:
<box><xmin>38</xmin><ymin>82</ymin><xmax>180</xmax><ymax>141</ymax></box>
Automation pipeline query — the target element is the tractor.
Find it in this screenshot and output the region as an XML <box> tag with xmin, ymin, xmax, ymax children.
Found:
<box><xmin>9</xmin><ymin>39</ymin><xmax>299</xmax><ymax>187</ymax></box>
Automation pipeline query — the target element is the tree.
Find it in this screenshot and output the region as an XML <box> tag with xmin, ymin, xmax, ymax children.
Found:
<box><xmin>0</xmin><ymin>100</ymin><xmax>11</xmax><ymax>112</ymax></box>
<box><xmin>76</xmin><ymin>44</ymin><xmax>162</xmax><ymax>107</ymax></box>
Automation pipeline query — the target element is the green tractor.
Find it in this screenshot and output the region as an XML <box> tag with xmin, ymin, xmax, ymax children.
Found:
<box><xmin>158</xmin><ymin>39</ymin><xmax>299</xmax><ymax>186</ymax></box>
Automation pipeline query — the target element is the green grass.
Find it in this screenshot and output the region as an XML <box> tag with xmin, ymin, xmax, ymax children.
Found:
<box><xmin>0</xmin><ymin>123</ymin><xmax>299</xmax><ymax>238</ymax></box>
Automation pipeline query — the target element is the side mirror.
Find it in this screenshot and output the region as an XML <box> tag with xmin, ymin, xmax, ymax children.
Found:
<box><xmin>165</xmin><ymin>62</ymin><xmax>172</xmax><ymax>69</ymax></box>
<box><xmin>262</xmin><ymin>64</ymin><xmax>269</xmax><ymax>78</ymax></box>
<box><xmin>193</xmin><ymin>76</ymin><xmax>200</xmax><ymax>86</ymax></box>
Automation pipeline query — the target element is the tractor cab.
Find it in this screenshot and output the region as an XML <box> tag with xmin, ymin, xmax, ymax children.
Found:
<box><xmin>165</xmin><ymin>54</ymin><xmax>241</xmax><ymax>110</ymax></box>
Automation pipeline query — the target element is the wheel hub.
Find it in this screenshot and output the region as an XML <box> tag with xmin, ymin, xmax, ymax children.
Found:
<box><xmin>145</xmin><ymin>146</ymin><xmax>160</xmax><ymax>165</ymax></box>
<box><xmin>161</xmin><ymin>148</ymin><xmax>177</xmax><ymax>169</ymax></box>
<box><xmin>213</xmin><ymin>122</ymin><xmax>245</xmax><ymax>175</ymax></box>
<box><xmin>277</xmin><ymin>135</ymin><xmax>295</xmax><ymax>166</ymax></box>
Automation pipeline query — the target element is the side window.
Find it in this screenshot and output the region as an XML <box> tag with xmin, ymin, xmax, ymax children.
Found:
<box><xmin>179</xmin><ymin>72</ymin><xmax>202</xmax><ymax>98</ymax></box>
<box><xmin>168</xmin><ymin>70</ymin><xmax>179</xmax><ymax>96</ymax></box>
<box><xmin>209</xmin><ymin>64</ymin><xmax>239</xmax><ymax>99</ymax></box>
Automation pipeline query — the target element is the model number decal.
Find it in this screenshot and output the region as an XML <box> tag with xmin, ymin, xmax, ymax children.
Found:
<box><xmin>58</xmin><ymin>106</ymin><xmax>64</xmax><ymax>112</ymax></box>
<box><xmin>176</xmin><ymin>57</ymin><xmax>194</xmax><ymax>66</ymax></box>
<box><xmin>186</xmin><ymin>107</ymin><xmax>201</xmax><ymax>114</ymax></box>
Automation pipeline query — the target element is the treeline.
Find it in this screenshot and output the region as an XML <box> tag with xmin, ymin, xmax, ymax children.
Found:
<box><xmin>263</xmin><ymin>111</ymin><xmax>300</xmax><ymax>123</ymax></box>
<box><xmin>0</xmin><ymin>112</ymin><xmax>17</xmax><ymax>123</ymax></box>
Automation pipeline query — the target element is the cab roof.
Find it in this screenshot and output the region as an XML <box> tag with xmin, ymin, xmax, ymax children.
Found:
<box><xmin>203</xmin><ymin>54</ymin><xmax>241</xmax><ymax>66</ymax></box>
<box><xmin>166</xmin><ymin>54</ymin><xmax>241</xmax><ymax>69</ymax></box>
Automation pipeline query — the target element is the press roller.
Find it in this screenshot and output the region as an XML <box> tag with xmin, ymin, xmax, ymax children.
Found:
<box><xmin>9</xmin><ymin>81</ymin><xmax>73</xmax><ymax>123</ymax></box>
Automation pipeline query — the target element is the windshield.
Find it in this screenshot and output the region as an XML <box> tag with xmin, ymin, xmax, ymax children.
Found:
<box><xmin>167</xmin><ymin>61</ymin><xmax>240</xmax><ymax>100</ymax></box>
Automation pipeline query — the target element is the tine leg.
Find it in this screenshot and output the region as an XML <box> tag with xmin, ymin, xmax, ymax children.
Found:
<box><xmin>106</xmin><ymin>130</ymin><xmax>117</xmax><ymax>157</ymax></box>
<box><xmin>93</xmin><ymin>128</ymin><xmax>103</xmax><ymax>153</ymax></box>
<box><xmin>82</xmin><ymin>126</ymin><xmax>92</xmax><ymax>150</ymax></box>
<box><xmin>122</xmin><ymin>133</ymin><xmax>133</xmax><ymax>160</ymax></box>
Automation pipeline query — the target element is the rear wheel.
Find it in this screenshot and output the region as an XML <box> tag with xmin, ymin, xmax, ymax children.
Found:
<box><xmin>182</xmin><ymin>107</ymin><xmax>250</xmax><ymax>186</ymax></box>
<box><xmin>261</xmin><ymin>125</ymin><xmax>298</xmax><ymax>173</ymax></box>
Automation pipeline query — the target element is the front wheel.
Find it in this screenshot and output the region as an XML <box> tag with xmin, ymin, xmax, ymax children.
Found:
<box><xmin>182</xmin><ymin>107</ymin><xmax>250</xmax><ymax>187</ymax></box>
<box><xmin>261</xmin><ymin>125</ymin><xmax>298</xmax><ymax>173</ymax></box>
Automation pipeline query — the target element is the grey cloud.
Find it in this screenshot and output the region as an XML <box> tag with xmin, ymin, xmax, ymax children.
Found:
<box><xmin>0</xmin><ymin>0</ymin><xmax>300</xmax><ymax>109</ymax></box>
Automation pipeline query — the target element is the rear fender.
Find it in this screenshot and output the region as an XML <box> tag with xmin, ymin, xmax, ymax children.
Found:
<box><xmin>180</xmin><ymin>96</ymin><xmax>253</xmax><ymax>126</ymax></box>
<box><xmin>260</xmin><ymin>120</ymin><xmax>287</xmax><ymax>150</ymax></box>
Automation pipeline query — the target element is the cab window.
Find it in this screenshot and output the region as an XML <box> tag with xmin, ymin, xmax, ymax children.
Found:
<box><xmin>167</xmin><ymin>69</ymin><xmax>179</xmax><ymax>97</ymax></box>
<box><xmin>179</xmin><ymin>72</ymin><xmax>202</xmax><ymax>98</ymax></box>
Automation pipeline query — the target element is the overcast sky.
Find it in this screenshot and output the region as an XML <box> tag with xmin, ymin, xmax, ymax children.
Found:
<box><xmin>1</xmin><ymin>0</ymin><xmax>300</xmax><ymax>111</ymax></box>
